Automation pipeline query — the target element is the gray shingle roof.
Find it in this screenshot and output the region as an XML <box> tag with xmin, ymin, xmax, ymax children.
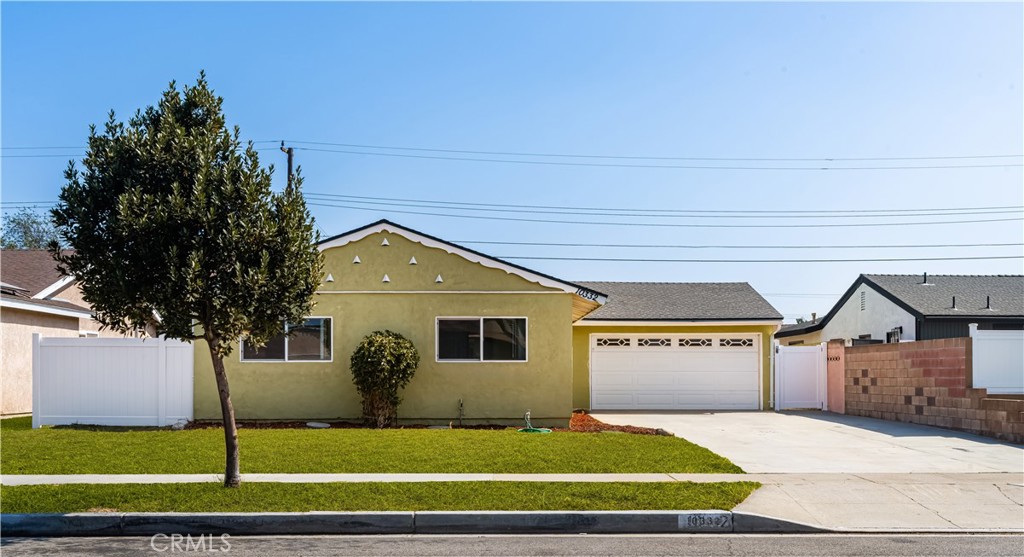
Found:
<box><xmin>0</xmin><ymin>249</ymin><xmax>91</xmax><ymax>315</ymax></box>
<box><xmin>577</xmin><ymin>282</ymin><xmax>783</xmax><ymax>321</ymax></box>
<box><xmin>864</xmin><ymin>274</ymin><xmax>1023</xmax><ymax>318</ymax></box>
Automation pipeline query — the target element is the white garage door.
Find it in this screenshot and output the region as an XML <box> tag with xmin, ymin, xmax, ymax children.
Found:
<box><xmin>590</xmin><ymin>334</ymin><xmax>761</xmax><ymax>410</ymax></box>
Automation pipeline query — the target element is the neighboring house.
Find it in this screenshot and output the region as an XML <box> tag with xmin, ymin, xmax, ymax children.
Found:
<box><xmin>0</xmin><ymin>250</ymin><xmax>111</xmax><ymax>414</ymax></box>
<box><xmin>192</xmin><ymin>220</ymin><xmax>783</xmax><ymax>426</ymax></box>
<box><xmin>776</xmin><ymin>274</ymin><xmax>1024</xmax><ymax>346</ymax></box>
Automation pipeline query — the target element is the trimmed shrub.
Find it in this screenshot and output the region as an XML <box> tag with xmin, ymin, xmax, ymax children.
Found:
<box><xmin>350</xmin><ymin>330</ymin><xmax>420</xmax><ymax>428</ymax></box>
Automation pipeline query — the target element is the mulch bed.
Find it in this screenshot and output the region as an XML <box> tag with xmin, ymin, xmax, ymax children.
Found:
<box><xmin>184</xmin><ymin>411</ymin><xmax>667</xmax><ymax>436</ymax></box>
<box><xmin>568</xmin><ymin>411</ymin><xmax>667</xmax><ymax>436</ymax></box>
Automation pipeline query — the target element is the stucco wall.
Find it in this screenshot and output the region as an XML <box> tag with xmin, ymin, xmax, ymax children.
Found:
<box><xmin>820</xmin><ymin>284</ymin><xmax>917</xmax><ymax>344</ymax></box>
<box><xmin>0</xmin><ymin>308</ymin><xmax>79</xmax><ymax>414</ymax></box>
<box><xmin>53</xmin><ymin>283</ymin><xmax>108</xmax><ymax>334</ymax></box>
<box><xmin>193</xmin><ymin>231</ymin><xmax>575</xmax><ymax>425</ymax></box>
<box><xmin>571</xmin><ymin>324</ymin><xmax>778</xmax><ymax>410</ymax></box>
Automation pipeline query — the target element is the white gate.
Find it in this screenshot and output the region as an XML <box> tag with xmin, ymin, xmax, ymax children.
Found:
<box><xmin>32</xmin><ymin>334</ymin><xmax>193</xmax><ymax>428</ymax></box>
<box><xmin>775</xmin><ymin>343</ymin><xmax>827</xmax><ymax>410</ymax></box>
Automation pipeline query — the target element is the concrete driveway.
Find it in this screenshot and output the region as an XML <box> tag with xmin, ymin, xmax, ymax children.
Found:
<box><xmin>591</xmin><ymin>411</ymin><xmax>1024</xmax><ymax>473</ymax></box>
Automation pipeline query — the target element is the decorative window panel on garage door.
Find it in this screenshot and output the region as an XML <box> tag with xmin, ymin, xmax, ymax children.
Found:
<box><xmin>589</xmin><ymin>334</ymin><xmax>760</xmax><ymax>410</ymax></box>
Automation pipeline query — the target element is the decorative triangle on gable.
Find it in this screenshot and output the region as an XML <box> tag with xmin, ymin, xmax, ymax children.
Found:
<box><xmin>352</xmin><ymin>255</ymin><xmax>361</xmax><ymax>264</ymax></box>
<box><xmin>382</xmin><ymin>274</ymin><xmax>391</xmax><ymax>283</ymax></box>
<box><xmin>318</xmin><ymin>220</ymin><xmax>607</xmax><ymax>305</ymax></box>
<box><xmin>324</xmin><ymin>273</ymin><xmax>335</xmax><ymax>283</ymax></box>
<box><xmin>409</xmin><ymin>256</ymin><xmax>417</xmax><ymax>265</ymax></box>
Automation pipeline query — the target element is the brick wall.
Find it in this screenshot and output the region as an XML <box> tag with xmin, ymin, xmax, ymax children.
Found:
<box><xmin>844</xmin><ymin>338</ymin><xmax>1024</xmax><ymax>444</ymax></box>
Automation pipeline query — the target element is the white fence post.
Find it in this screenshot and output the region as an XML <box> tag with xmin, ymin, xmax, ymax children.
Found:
<box><xmin>157</xmin><ymin>336</ymin><xmax>167</xmax><ymax>426</ymax></box>
<box><xmin>31</xmin><ymin>333</ymin><xmax>41</xmax><ymax>429</ymax></box>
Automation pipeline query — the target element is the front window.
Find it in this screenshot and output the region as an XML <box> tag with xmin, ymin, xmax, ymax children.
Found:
<box><xmin>241</xmin><ymin>318</ymin><xmax>332</xmax><ymax>362</ymax></box>
<box><xmin>438</xmin><ymin>318</ymin><xmax>526</xmax><ymax>361</ymax></box>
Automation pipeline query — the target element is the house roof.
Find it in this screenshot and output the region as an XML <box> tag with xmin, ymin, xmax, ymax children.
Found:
<box><xmin>318</xmin><ymin>220</ymin><xmax>609</xmax><ymax>305</ymax></box>
<box><xmin>776</xmin><ymin>274</ymin><xmax>1024</xmax><ymax>338</ymax></box>
<box><xmin>575</xmin><ymin>281</ymin><xmax>783</xmax><ymax>322</ymax></box>
<box><xmin>0</xmin><ymin>249</ymin><xmax>70</xmax><ymax>297</ymax></box>
<box><xmin>778</xmin><ymin>321</ymin><xmax>819</xmax><ymax>335</ymax></box>
<box><xmin>0</xmin><ymin>249</ymin><xmax>91</xmax><ymax>317</ymax></box>
<box><xmin>863</xmin><ymin>274</ymin><xmax>1023</xmax><ymax>318</ymax></box>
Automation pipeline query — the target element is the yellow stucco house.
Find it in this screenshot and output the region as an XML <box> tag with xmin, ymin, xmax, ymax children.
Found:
<box><xmin>193</xmin><ymin>220</ymin><xmax>783</xmax><ymax>426</ymax></box>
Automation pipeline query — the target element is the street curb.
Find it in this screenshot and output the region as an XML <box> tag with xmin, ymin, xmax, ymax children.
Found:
<box><xmin>1</xmin><ymin>511</ymin><xmax>826</xmax><ymax>536</ymax></box>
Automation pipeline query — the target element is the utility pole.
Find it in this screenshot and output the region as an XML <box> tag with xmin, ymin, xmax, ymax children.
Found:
<box><xmin>280</xmin><ymin>141</ymin><xmax>294</xmax><ymax>189</ymax></box>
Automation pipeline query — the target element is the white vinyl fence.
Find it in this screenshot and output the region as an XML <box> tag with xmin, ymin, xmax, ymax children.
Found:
<box><xmin>775</xmin><ymin>343</ymin><xmax>827</xmax><ymax>410</ymax></box>
<box><xmin>969</xmin><ymin>324</ymin><xmax>1024</xmax><ymax>394</ymax></box>
<box><xmin>32</xmin><ymin>334</ymin><xmax>194</xmax><ymax>428</ymax></box>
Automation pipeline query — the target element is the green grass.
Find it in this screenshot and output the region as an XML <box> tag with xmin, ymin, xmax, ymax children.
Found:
<box><xmin>0</xmin><ymin>417</ymin><xmax>742</xmax><ymax>474</ymax></box>
<box><xmin>0</xmin><ymin>482</ymin><xmax>759</xmax><ymax>513</ymax></box>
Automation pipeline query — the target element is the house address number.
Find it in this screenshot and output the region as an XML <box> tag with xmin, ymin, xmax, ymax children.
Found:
<box><xmin>575</xmin><ymin>288</ymin><xmax>600</xmax><ymax>301</ymax></box>
<box><xmin>678</xmin><ymin>513</ymin><xmax>732</xmax><ymax>530</ymax></box>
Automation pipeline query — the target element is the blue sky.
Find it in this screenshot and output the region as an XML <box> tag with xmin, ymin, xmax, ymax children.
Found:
<box><xmin>3</xmin><ymin>2</ymin><xmax>1022</xmax><ymax>321</ymax></box>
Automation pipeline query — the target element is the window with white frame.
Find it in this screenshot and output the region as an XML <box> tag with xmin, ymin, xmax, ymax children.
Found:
<box><xmin>437</xmin><ymin>317</ymin><xmax>527</xmax><ymax>361</ymax></box>
<box><xmin>241</xmin><ymin>317</ymin><xmax>332</xmax><ymax>362</ymax></box>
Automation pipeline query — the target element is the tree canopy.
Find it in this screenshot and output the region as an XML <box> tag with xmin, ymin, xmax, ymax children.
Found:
<box><xmin>51</xmin><ymin>73</ymin><xmax>322</xmax><ymax>354</ymax></box>
<box><xmin>1</xmin><ymin>208</ymin><xmax>61</xmax><ymax>250</ymax></box>
<box><xmin>51</xmin><ymin>73</ymin><xmax>323</xmax><ymax>486</ymax></box>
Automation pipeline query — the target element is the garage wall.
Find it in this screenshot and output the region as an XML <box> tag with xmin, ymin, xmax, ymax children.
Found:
<box><xmin>571</xmin><ymin>324</ymin><xmax>778</xmax><ymax>410</ymax></box>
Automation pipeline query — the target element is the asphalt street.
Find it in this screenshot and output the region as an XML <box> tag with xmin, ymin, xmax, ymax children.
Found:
<box><xmin>2</xmin><ymin>534</ymin><xmax>1022</xmax><ymax>556</ymax></box>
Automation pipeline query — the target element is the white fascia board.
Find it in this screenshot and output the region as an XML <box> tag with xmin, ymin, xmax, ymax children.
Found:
<box><xmin>32</xmin><ymin>275</ymin><xmax>76</xmax><ymax>300</ymax></box>
<box><xmin>574</xmin><ymin>320</ymin><xmax>783</xmax><ymax>327</ymax></box>
<box><xmin>319</xmin><ymin>222</ymin><xmax>607</xmax><ymax>304</ymax></box>
<box><xmin>1</xmin><ymin>298</ymin><xmax>93</xmax><ymax>319</ymax></box>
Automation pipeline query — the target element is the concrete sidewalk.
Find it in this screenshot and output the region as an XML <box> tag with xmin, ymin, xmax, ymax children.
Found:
<box><xmin>736</xmin><ymin>473</ymin><xmax>1023</xmax><ymax>531</ymax></box>
<box><xmin>3</xmin><ymin>472</ymin><xmax>1021</xmax><ymax>532</ymax></box>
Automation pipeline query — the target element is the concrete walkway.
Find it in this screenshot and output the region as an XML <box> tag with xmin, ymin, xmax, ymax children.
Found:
<box><xmin>591</xmin><ymin>411</ymin><xmax>1024</xmax><ymax>474</ymax></box>
<box><xmin>3</xmin><ymin>472</ymin><xmax>1021</xmax><ymax>532</ymax></box>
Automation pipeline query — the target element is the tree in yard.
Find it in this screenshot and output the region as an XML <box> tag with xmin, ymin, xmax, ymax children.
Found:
<box><xmin>51</xmin><ymin>73</ymin><xmax>322</xmax><ymax>487</ymax></box>
<box><xmin>350</xmin><ymin>330</ymin><xmax>420</xmax><ymax>428</ymax></box>
<box><xmin>1</xmin><ymin>208</ymin><xmax>61</xmax><ymax>249</ymax></box>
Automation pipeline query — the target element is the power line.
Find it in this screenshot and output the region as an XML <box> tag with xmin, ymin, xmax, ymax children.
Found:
<box><xmin>9</xmin><ymin>194</ymin><xmax>1024</xmax><ymax>217</ymax></box>
<box><xmin>494</xmin><ymin>255</ymin><xmax>1023</xmax><ymax>263</ymax></box>
<box><xmin>1</xmin><ymin>147</ymin><xmax>280</xmax><ymax>159</ymax></box>
<box><xmin>13</xmin><ymin>141</ymin><xmax>1021</xmax><ymax>163</ymax></box>
<box><xmin>450</xmin><ymin>240</ymin><xmax>1024</xmax><ymax>250</ymax></box>
<box><xmin>762</xmin><ymin>293</ymin><xmax>842</xmax><ymax>297</ymax></box>
<box><xmin>304</xmin><ymin>192</ymin><xmax>1024</xmax><ymax>216</ymax></box>
<box><xmin>260</xmin><ymin>139</ymin><xmax>1023</xmax><ymax>163</ymax></box>
<box><xmin>306</xmin><ymin>201</ymin><xmax>1024</xmax><ymax>229</ymax></box>
<box><xmin>304</xmin><ymin>194</ymin><xmax>1022</xmax><ymax>220</ymax></box>
<box><xmin>293</xmin><ymin>146</ymin><xmax>1022</xmax><ymax>171</ymax></box>
<box><xmin>0</xmin><ymin>146</ymin><xmax>84</xmax><ymax>150</ymax></box>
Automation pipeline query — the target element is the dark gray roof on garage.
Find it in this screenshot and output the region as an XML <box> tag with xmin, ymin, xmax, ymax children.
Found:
<box><xmin>576</xmin><ymin>282</ymin><xmax>783</xmax><ymax>321</ymax></box>
<box><xmin>863</xmin><ymin>274</ymin><xmax>1023</xmax><ymax>318</ymax></box>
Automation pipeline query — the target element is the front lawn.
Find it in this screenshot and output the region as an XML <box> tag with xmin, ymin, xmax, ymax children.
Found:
<box><xmin>0</xmin><ymin>417</ymin><xmax>742</xmax><ymax>474</ymax></box>
<box><xmin>0</xmin><ymin>417</ymin><xmax>741</xmax><ymax>475</ymax></box>
<box><xmin>0</xmin><ymin>481</ymin><xmax>758</xmax><ymax>513</ymax></box>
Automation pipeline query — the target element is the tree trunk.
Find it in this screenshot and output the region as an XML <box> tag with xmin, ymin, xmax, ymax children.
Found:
<box><xmin>208</xmin><ymin>340</ymin><xmax>241</xmax><ymax>487</ymax></box>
